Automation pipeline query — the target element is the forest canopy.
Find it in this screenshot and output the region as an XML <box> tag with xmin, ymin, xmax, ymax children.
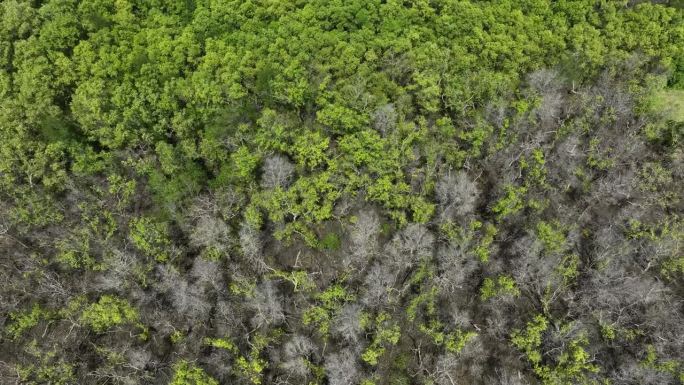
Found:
<box><xmin>0</xmin><ymin>0</ymin><xmax>683</xmax><ymax>384</ymax></box>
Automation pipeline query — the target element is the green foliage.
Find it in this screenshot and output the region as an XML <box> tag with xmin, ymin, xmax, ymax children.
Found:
<box><xmin>6</xmin><ymin>304</ymin><xmax>51</xmax><ymax>340</ymax></box>
<box><xmin>72</xmin><ymin>147</ymin><xmax>112</xmax><ymax>177</ymax></box>
<box><xmin>320</xmin><ymin>233</ymin><xmax>341</xmax><ymax>251</ymax></box>
<box><xmin>147</xmin><ymin>162</ymin><xmax>205</xmax><ymax>208</ymax></box>
<box><xmin>170</xmin><ymin>361</ymin><xmax>218</xmax><ymax>385</ymax></box>
<box><xmin>243</xmin><ymin>204</ymin><xmax>264</xmax><ymax>230</ymax></box>
<box><xmin>406</xmin><ymin>260</ymin><xmax>437</xmax><ymax>321</ymax></box>
<box><xmin>6</xmin><ymin>190</ymin><xmax>64</xmax><ymax>229</ymax></box>
<box><xmin>512</xmin><ymin>314</ymin><xmax>549</xmax><ymax>365</ymax></box>
<box><xmin>651</xmin><ymin>89</ymin><xmax>684</xmax><ymax>122</ymax></box>
<box><xmin>56</xmin><ymin>296</ymin><xmax>87</xmax><ymax>319</ymax></box>
<box><xmin>661</xmin><ymin>256</ymin><xmax>684</xmax><ymax>280</ymax></box>
<box><xmin>17</xmin><ymin>341</ymin><xmax>75</xmax><ymax>385</ymax></box>
<box><xmin>337</xmin><ymin>127</ymin><xmax>434</xmax><ymax>225</ymax></box>
<box><xmin>229</xmin><ymin>277</ymin><xmax>257</xmax><ymax>297</ymax></box>
<box><xmin>361</xmin><ymin>312</ymin><xmax>401</xmax><ymax>366</ymax></box>
<box><xmin>521</xmin><ymin>148</ymin><xmax>548</xmax><ymax>187</ymax></box>
<box><xmin>291</xmin><ymin>130</ymin><xmax>330</xmax><ymax>170</ymax></box>
<box><xmin>513</xmin><ymin>316</ymin><xmax>600</xmax><ymax>385</ymax></box>
<box><xmin>410</xmin><ymin>197</ymin><xmax>436</xmax><ymax>224</ymax></box>
<box><xmin>107</xmin><ymin>174</ymin><xmax>136</xmax><ymax>210</ymax></box>
<box><xmin>599</xmin><ymin>322</ymin><xmax>616</xmax><ymax>341</ymax></box>
<box><xmin>269</xmin><ymin>269</ymin><xmax>315</xmax><ymax>292</ymax></box>
<box><xmin>405</xmin><ymin>260</ymin><xmax>479</xmax><ymax>354</ymax></box>
<box><xmin>231</xmin><ymin>146</ymin><xmax>261</xmax><ymax>181</ymax></box>
<box><xmin>643</xmin><ymin>120</ymin><xmax>684</xmax><ymax>147</ymax></box>
<box><xmin>235</xmin><ymin>355</ymin><xmax>268</xmax><ymax>385</ymax></box>
<box><xmin>257</xmin><ymin>171</ymin><xmax>340</xmax><ymax>246</ymax></box>
<box><xmin>439</xmin><ymin>221</ymin><xmax>463</xmax><ymax>241</ymax></box>
<box><xmin>52</xmin><ymin>203</ymin><xmax>117</xmax><ymax>270</ymax></box>
<box><xmin>638</xmin><ymin>162</ymin><xmax>679</xmax><ymax>208</ymax></box>
<box><xmin>538</xmin><ymin>335</ymin><xmax>599</xmax><ymax>385</ymax></box>
<box><xmin>460</xmin><ymin>121</ymin><xmax>495</xmax><ymax>159</ymax></box>
<box><xmin>80</xmin><ymin>295</ymin><xmax>139</xmax><ymax>333</ymax></box>
<box><xmin>406</xmin><ymin>286</ymin><xmax>438</xmax><ymax>322</ymax></box>
<box><xmin>156</xmin><ymin>142</ymin><xmax>181</xmax><ymax>175</ymax></box>
<box><xmin>536</xmin><ymin>221</ymin><xmax>567</xmax><ymax>254</ymax></box>
<box><xmin>642</xmin><ymin>344</ymin><xmax>684</xmax><ymax>381</ymax></box>
<box><xmin>556</xmin><ymin>254</ymin><xmax>581</xmax><ymax>285</ymax></box>
<box><xmin>203</xmin><ymin>333</ymin><xmax>276</xmax><ymax>385</ymax></box>
<box><xmin>492</xmin><ymin>184</ymin><xmax>527</xmax><ymax>220</ymax></box>
<box><xmin>626</xmin><ymin>219</ymin><xmax>659</xmax><ymax>241</ymax></box>
<box><xmin>474</xmin><ymin>222</ymin><xmax>498</xmax><ymax>263</ymax></box>
<box><xmin>129</xmin><ymin>216</ymin><xmax>171</xmax><ymax>262</ymax></box>
<box><xmin>338</xmin><ymin>130</ymin><xmax>386</xmax><ymax>168</ymax></box>
<box><xmin>171</xmin><ymin>330</ymin><xmax>186</xmax><ymax>345</ymax></box>
<box><xmin>303</xmin><ymin>284</ymin><xmax>354</xmax><ymax>337</ymax></box>
<box><xmin>365</xmin><ymin>175</ymin><xmax>410</xmax><ymax>223</ymax></box>
<box><xmin>586</xmin><ymin>138</ymin><xmax>613</xmax><ymax>171</ymax></box>
<box><xmin>233</xmin><ymin>333</ymin><xmax>277</xmax><ymax>385</ymax></box>
<box><xmin>419</xmin><ymin>320</ymin><xmax>478</xmax><ymax>354</ymax></box>
<box><xmin>480</xmin><ymin>275</ymin><xmax>520</xmax><ymax>301</ymax></box>
<box><xmin>203</xmin><ymin>337</ymin><xmax>238</xmax><ymax>353</ymax></box>
<box><xmin>317</xmin><ymin>104</ymin><xmax>368</xmax><ymax>133</ymax></box>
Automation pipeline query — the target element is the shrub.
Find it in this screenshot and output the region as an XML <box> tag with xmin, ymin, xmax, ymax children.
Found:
<box><xmin>80</xmin><ymin>295</ymin><xmax>140</xmax><ymax>333</ymax></box>
<box><xmin>170</xmin><ymin>361</ymin><xmax>218</xmax><ymax>385</ymax></box>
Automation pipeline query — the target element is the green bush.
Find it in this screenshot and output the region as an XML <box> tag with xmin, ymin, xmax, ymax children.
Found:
<box><xmin>170</xmin><ymin>361</ymin><xmax>218</xmax><ymax>385</ymax></box>
<box><xmin>480</xmin><ymin>275</ymin><xmax>520</xmax><ymax>301</ymax></box>
<box><xmin>80</xmin><ymin>295</ymin><xmax>139</xmax><ymax>333</ymax></box>
<box><xmin>129</xmin><ymin>216</ymin><xmax>171</xmax><ymax>262</ymax></box>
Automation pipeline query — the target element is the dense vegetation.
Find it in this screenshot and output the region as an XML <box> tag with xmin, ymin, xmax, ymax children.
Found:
<box><xmin>0</xmin><ymin>0</ymin><xmax>683</xmax><ymax>384</ymax></box>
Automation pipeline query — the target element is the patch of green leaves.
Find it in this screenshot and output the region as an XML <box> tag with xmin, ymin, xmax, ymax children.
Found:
<box><xmin>80</xmin><ymin>295</ymin><xmax>140</xmax><ymax>333</ymax></box>
<box><xmin>480</xmin><ymin>275</ymin><xmax>520</xmax><ymax>301</ymax></box>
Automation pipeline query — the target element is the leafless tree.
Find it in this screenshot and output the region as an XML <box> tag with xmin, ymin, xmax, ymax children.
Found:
<box><xmin>213</xmin><ymin>299</ymin><xmax>249</xmax><ymax>337</ymax></box>
<box><xmin>203</xmin><ymin>351</ymin><xmax>232</xmax><ymax>383</ymax></box>
<box><xmin>431</xmin><ymin>353</ymin><xmax>460</xmax><ymax>385</ymax></box>
<box><xmin>547</xmin><ymin>133</ymin><xmax>583</xmax><ymax>190</ymax></box>
<box><xmin>589</xmin><ymin>225</ymin><xmax>633</xmax><ymax>268</ymax></box>
<box><xmin>125</xmin><ymin>348</ymin><xmax>152</xmax><ymax>372</ymax></box>
<box><xmin>590</xmin><ymin>168</ymin><xmax>636</xmax><ymax>206</ymax></box>
<box><xmin>94</xmin><ymin>249</ymin><xmax>135</xmax><ymax>292</ymax></box>
<box><xmin>485</xmin><ymin>100</ymin><xmax>507</xmax><ymax>128</ymax></box>
<box><xmin>486</xmin><ymin>369</ymin><xmax>530</xmax><ymax>385</ymax></box>
<box><xmin>324</xmin><ymin>348</ymin><xmax>361</xmax><ymax>385</ymax></box>
<box><xmin>190</xmin><ymin>257</ymin><xmax>223</xmax><ymax>291</ymax></box>
<box><xmin>155</xmin><ymin>265</ymin><xmax>211</xmax><ymax>323</ymax></box>
<box><xmin>189</xmin><ymin>216</ymin><xmax>231</xmax><ymax>255</ymax></box>
<box><xmin>36</xmin><ymin>269</ymin><xmax>71</xmax><ymax>302</ymax></box>
<box><xmin>528</xmin><ymin>68</ymin><xmax>566</xmax><ymax>128</ymax></box>
<box><xmin>384</xmin><ymin>223</ymin><xmax>434</xmax><ymax>271</ymax></box>
<box><xmin>331</xmin><ymin>303</ymin><xmax>362</xmax><ymax>343</ymax></box>
<box><xmin>435</xmin><ymin>241</ymin><xmax>478</xmax><ymax>295</ymax></box>
<box><xmin>249</xmin><ymin>280</ymin><xmax>285</xmax><ymax>329</ymax></box>
<box><xmin>239</xmin><ymin>222</ymin><xmax>267</xmax><ymax>272</ymax></box>
<box><xmin>188</xmin><ymin>187</ymin><xmax>246</xmax><ymax>222</ymax></box>
<box><xmin>360</xmin><ymin>263</ymin><xmax>397</xmax><ymax>307</ymax></box>
<box><xmin>592</xmin><ymin>70</ymin><xmax>633</xmax><ymax>123</ymax></box>
<box><xmin>579</xmin><ymin>268</ymin><xmax>673</xmax><ymax>337</ymax></box>
<box><xmin>510</xmin><ymin>233</ymin><xmax>565</xmax><ymax>306</ymax></box>
<box><xmin>372</xmin><ymin>103</ymin><xmax>397</xmax><ymax>135</ymax></box>
<box><xmin>345</xmin><ymin>210</ymin><xmax>380</xmax><ymax>269</ymax></box>
<box><xmin>611</xmin><ymin>360</ymin><xmax>673</xmax><ymax>385</ymax></box>
<box><xmin>435</xmin><ymin>171</ymin><xmax>479</xmax><ymax>222</ymax></box>
<box><xmin>280</xmin><ymin>335</ymin><xmax>316</xmax><ymax>378</ymax></box>
<box><xmin>261</xmin><ymin>154</ymin><xmax>295</xmax><ymax>189</ymax></box>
